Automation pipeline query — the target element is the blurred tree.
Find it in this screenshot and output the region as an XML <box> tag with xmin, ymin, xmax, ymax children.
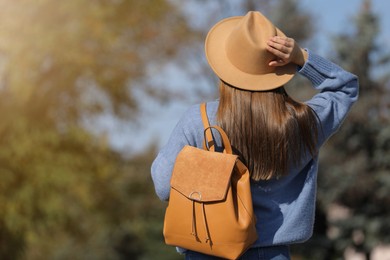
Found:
<box><xmin>268</xmin><ymin>0</ymin><xmax>313</xmax><ymax>43</ymax></box>
<box><xmin>314</xmin><ymin>0</ymin><xmax>390</xmax><ymax>259</ymax></box>
<box><xmin>0</xmin><ymin>0</ymin><xmax>191</xmax><ymax>123</ymax></box>
<box><xmin>0</xmin><ymin>0</ymin><xmax>191</xmax><ymax>259</ymax></box>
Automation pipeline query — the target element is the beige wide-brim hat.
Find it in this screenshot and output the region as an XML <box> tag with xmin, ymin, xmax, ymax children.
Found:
<box><xmin>205</xmin><ymin>11</ymin><xmax>297</xmax><ymax>91</ymax></box>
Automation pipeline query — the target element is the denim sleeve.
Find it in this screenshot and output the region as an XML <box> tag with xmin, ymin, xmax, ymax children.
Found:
<box><xmin>151</xmin><ymin>105</ymin><xmax>199</xmax><ymax>201</ymax></box>
<box><xmin>299</xmin><ymin>50</ymin><xmax>359</xmax><ymax>146</ymax></box>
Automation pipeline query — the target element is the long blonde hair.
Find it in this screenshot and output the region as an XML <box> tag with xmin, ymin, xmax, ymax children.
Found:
<box><xmin>217</xmin><ymin>81</ymin><xmax>318</xmax><ymax>181</ymax></box>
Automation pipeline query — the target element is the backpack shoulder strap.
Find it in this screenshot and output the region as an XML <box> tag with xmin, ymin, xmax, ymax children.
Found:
<box><xmin>200</xmin><ymin>103</ymin><xmax>214</xmax><ymax>150</ymax></box>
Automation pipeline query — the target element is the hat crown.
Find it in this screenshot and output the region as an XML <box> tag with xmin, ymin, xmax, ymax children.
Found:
<box><xmin>225</xmin><ymin>11</ymin><xmax>277</xmax><ymax>75</ymax></box>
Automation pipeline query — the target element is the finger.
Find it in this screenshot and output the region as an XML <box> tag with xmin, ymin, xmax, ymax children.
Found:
<box><xmin>270</xmin><ymin>36</ymin><xmax>294</xmax><ymax>48</ymax></box>
<box><xmin>268</xmin><ymin>60</ymin><xmax>279</xmax><ymax>67</ymax></box>
<box><xmin>266</xmin><ymin>44</ymin><xmax>289</xmax><ymax>60</ymax></box>
<box><xmin>284</xmin><ymin>37</ymin><xmax>294</xmax><ymax>47</ymax></box>
<box><xmin>268</xmin><ymin>58</ymin><xmax>287</xmax><ymax>67</ymax></box>
<box><xmin>268</xmin><ymin>37</ymin><xmax>294</xmax><ymax>54</ymax></box>
<box><xmin>267</xmin><ymin>39</ymin><xmax>291</xmax><ymax>55</ymax></box>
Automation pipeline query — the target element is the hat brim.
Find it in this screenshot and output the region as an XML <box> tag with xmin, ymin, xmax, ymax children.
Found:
<box><xmin>205</xmin><ymin>16</ymin><xmax>297</xmax><ymax>91</ymax></box>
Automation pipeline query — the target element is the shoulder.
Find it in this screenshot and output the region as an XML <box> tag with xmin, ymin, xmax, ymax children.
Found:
<box><xmin>174</xmin><ymin>102</ymin><xmax>206</xmax><ymax>135</ymax></box>
<box><xmin>181</xmin><ymin>100</ymin><xmax>219</xmax><ymax>121</ymax></box>
<box><xmin>174</xmin><ymin>100</ymin><xmax>220</xmax><ymax>146</ymax></box>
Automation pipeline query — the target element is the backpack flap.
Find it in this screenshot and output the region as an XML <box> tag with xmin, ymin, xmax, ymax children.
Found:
<box><xmin>171</xmin><ymin>145</ymin><xmax>238</xmax><ymax>202</ymax></box>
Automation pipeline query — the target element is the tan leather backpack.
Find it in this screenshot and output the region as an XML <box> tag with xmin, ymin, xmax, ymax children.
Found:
<box><xmin>163</xmin><ymin>103</ymin><xmax>257</xmax><ymax>259</ymax></box>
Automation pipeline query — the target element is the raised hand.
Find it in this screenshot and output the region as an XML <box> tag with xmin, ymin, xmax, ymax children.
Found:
<box><xmin>266</xmin><ymin>36</ymin><xmax>308</xmax><ymax>67</ymax></box>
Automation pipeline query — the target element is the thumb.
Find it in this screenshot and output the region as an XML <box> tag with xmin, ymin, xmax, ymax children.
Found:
<box><xmin>269</xmin><ymin>58</ymin><xmax>287</xmax><ymax>67</ymax></box>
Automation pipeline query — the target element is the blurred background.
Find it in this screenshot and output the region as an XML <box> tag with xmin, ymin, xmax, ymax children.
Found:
<box><xmin>0</xmin><ymin>0</ymin><xmax>389</xmax><ymax>259</ymax></box>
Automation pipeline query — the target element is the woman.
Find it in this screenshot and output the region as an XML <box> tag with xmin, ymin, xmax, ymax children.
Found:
<box><xmin>151</xmin><ymin>11</ymin><xmax>358</xmax><ymax>260</ymax></box>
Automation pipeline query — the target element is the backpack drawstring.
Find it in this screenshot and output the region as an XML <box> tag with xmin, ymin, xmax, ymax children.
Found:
<box><xmin>201</xmin><ymin>203</ymin><xmax>212</xmax><ymax>245</ymax></box>
<box><xmin>191</xmin><ymin>200</ymin><xmax>200</xmax><ymax>241</ymax></box>
<box><xmin>190</xmin><ymin>200</ymin><xmax>212</xmax><ymax>245</ymax></box>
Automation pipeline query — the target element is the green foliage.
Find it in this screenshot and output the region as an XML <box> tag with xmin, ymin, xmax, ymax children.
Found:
<box><xmin>0</xmin><ymin>0</ymin><xmax>191</xmax><ymax>259</ymax></box>
<box><xmin>0</xmin><ymin>111</ymin><xmax>176</xmax><ymax>259</ymax></box>
<box><xmin>0</xmin><ymin>0</ymin><xmax>190</xmax><ymax>122</ymax></box>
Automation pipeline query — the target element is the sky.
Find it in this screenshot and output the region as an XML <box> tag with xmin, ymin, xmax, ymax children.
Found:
<box><xmin>300</xmin><ymin>0</ymin><xmax>390</xmax><ymax>55</ymax></box>
<box><xmin>109</xmin><ymin>0</ymin><xmax>390</xmax><ymax>155</ymax></box>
